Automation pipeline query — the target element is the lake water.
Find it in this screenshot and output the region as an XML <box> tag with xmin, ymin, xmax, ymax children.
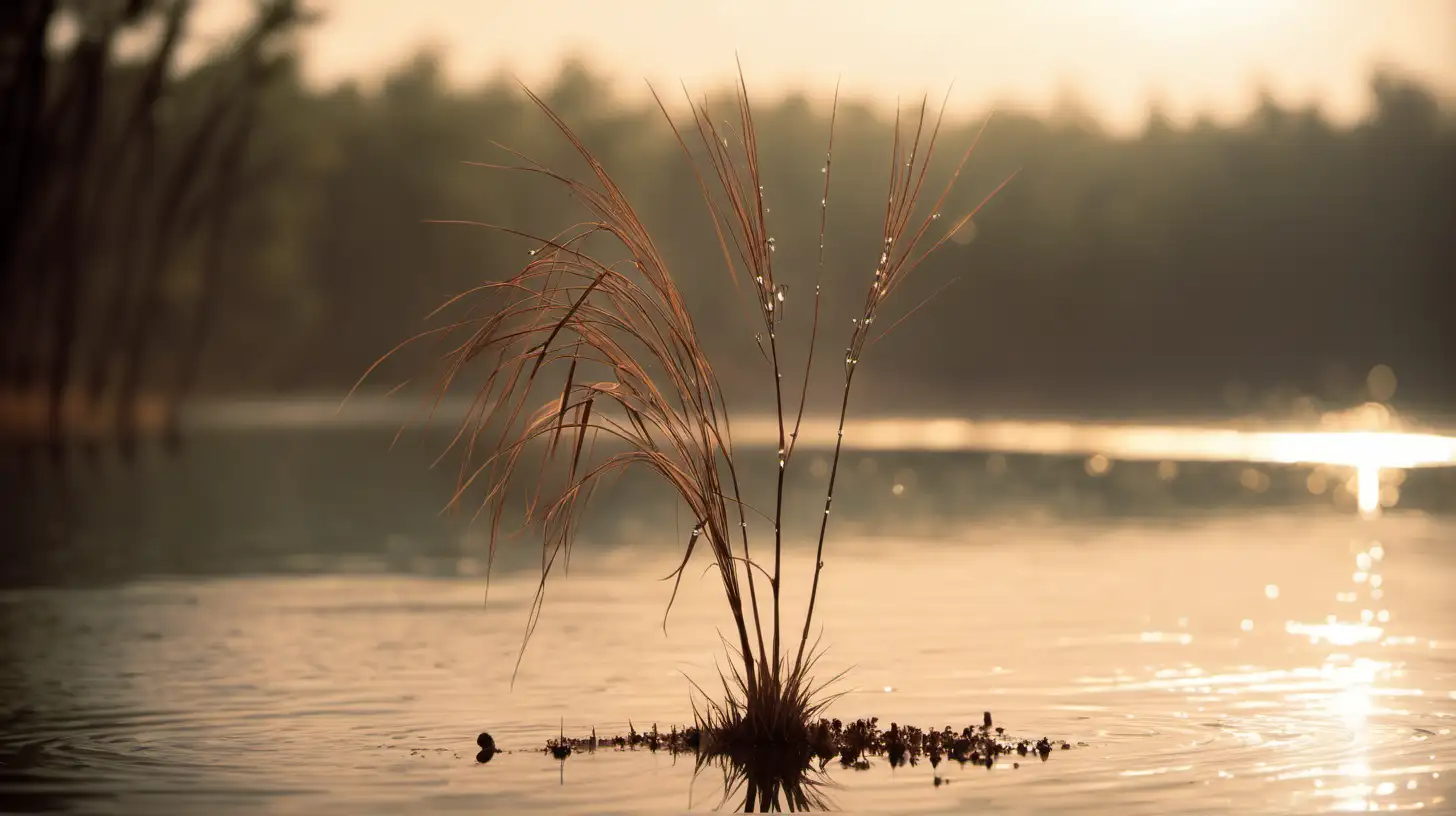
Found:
<box><xmin>1</xmin><ymin>423</ymin><xmax>1453</xmax><ymax>813</ymax></box>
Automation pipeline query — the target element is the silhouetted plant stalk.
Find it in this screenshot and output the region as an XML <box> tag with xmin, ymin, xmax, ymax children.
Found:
<box><xmin>365</xmin><ymin>68</ymin><xmax>1011</xmax><ymax>746</ymax></box>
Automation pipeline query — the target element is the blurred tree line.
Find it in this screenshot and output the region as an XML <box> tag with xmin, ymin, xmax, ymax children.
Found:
<box><xmin>215</xmin><ymin>55</ymin><xmax>1456</xmax><ymax>421</ymax></box>
<box><xmin>4</xmin><ymin>8</ymin><xmax>1454</xmax><ymax>454</ymax></box>
<box><xmin>1</xmin><ymin>0</ymin><xmax>310</xmax><ymax>456</ymax></box>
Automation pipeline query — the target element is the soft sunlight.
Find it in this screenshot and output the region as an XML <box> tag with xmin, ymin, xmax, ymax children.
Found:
<box><xmin>8</xmin><ymin>4</ymin><xmax>1455</xmax><ymax>813</ymax></box>
<box><xmin>189</xmin><ymin>0</ymin><xmax>1456</xmax><ymax>133</ymax></box>
<box><xmin>1112</xmin><ymin>0</ymin><xmax>1296</xmax><ymax>36</ymax></box>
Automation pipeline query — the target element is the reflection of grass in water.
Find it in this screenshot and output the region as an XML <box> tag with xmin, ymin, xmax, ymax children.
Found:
<box><xmin>357</xmin><ymin>67</ymin><xmax>1010</xmax><ymax>751</ymax></box>
<box><xmin>699</xmin><ymin>748</ymin><xmax>834</xmax><ymax>813</ymax></box>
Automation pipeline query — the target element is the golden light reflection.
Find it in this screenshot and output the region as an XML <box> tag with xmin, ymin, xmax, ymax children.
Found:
<box><xmin>1308</xmin><ymin>471</ymin><xmax>1329</xmax><ymax>494</ymax></box>
<box><xmin>1240</xmin><ymin>467</ymin><xmax>1271</xmax><ymax>493</ymax></box>
<box><xmin>1367</xmin><ymin>365</ymin><xmax>1399</xmax><ymax>403</ymax></box>
<box><xmin>1068</xmin><ymin>533</ymin><xmax>1442</xmax><ymax>811</ymax></box>
<box><xmin>1284</xmin><ymin>620</ymin><xmax>1383</xmax><ymax>647</ymax></box>
<box><xmin>316</xmin><ymin>397</ymin><xmax>1456</xmax><ymax>520</ymax></box>
<box><xmin>1287</xmin><ymin>544</ymin><xmax>1391</xmax><ymax>648</ymax></box>
<box><xmin>318</xmin><ymin>394</ymin><xmax>1456</xmax><ymax>475</ymax></box>
<box><xmin>726</xmin><ymin>412</ymin><xmax>1456</xmax><ymax>471</ymax></box>
<box><xmin>1356</xmin><ymin>463</ymin><xmax>1382</xmax><ymax>519</ymax></box>
<box><xmin>719</xmin><ymin>408</ymin><xmax>1456</xmax><ymax>518</ymax></box>
<box><xmin>1278</xmin><ymin>539</ymin><xmax>1448</xmax><ymax>812</ymax></box>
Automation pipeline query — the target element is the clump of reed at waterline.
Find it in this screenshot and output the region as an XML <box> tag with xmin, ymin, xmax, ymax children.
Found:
<box><xmin>527</xmin><ymin>715</ymin><xmax>1075</xmax><ymax>810</ymax></box>
<box><xmin>354</xmin><ymin>68</ymin><xmax>1012</xmax><ymax>752</ymax></box>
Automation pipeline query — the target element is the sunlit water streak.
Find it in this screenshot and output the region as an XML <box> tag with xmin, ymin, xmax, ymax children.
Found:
<box><xmin>209</xmin><ymin>396</ymin><xmax>1456</xmax><ymax>520</ymax></box>
<box><xmin>1</xmin><ymin>510</ymin><xmax>1452</xmax><ymax>814</ymax></box>
<box><xmin>203</xmin><ymin>398</ymin><xmax>1456</xmax><ymax>470</ymax></box>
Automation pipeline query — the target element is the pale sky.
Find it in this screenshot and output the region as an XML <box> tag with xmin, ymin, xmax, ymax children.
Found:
<box><xmin>198</xmin><ymin>0</ymin><xmax>1456</xmax><ymax>132</ymax></box>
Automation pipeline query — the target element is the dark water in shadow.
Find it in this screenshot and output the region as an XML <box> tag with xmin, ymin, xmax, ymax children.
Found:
<box><xmin>1</xmin><ymin>427</ymin><xmax>1453</xmax><ymax>813</ymax></box>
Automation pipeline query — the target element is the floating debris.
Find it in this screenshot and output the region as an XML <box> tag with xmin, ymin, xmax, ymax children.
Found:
<box><xmin>548</xmin><ymin>717</ymin><xmax>572</xmax><ymax>760</ymax></box>
<box><xmin>474</xmin><ymin>731</ymin><xmax>500</xmax><ymax>764</ymax></box>
<box><xmin>539</xmin><ymin>721</ymin><xmax>700</xmax><ymax>756</ymax></box>
<box><xmin>531</xmin><ymin>713</ymin><xmax>1073</xmax><ymax>774</ymax></box>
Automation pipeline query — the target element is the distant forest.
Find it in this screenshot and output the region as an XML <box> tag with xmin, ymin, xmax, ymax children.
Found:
<box><xmin>9</xmin><ymin>28</ymin><xmax>1456</xmax><ymax>424</ymax></box>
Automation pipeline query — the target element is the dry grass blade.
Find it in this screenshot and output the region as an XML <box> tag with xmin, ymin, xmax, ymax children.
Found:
<box><xmin>360</xmin><ymin>70</ymin><xmax>1009</xmax><ymax>745</ymax></box>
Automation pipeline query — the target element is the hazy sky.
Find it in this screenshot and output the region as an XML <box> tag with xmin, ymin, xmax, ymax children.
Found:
<box><xmin>199</xmin><ymin>0</ymin><xmax>1455</xmax><ymax>132</ymax></box>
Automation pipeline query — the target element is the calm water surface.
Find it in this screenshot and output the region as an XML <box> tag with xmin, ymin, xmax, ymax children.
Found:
<box><xmin>1</xmin><ymin>431</ymin><xmax>1453</xmax><ymax>813</ymax></box>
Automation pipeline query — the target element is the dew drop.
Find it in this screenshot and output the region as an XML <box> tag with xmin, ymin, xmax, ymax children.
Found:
<box><xmin>775</xmin><ymin>284</ymin><xmax>787</xmax><ymax>302</ymax></box>
<box><xmin>820</xmin><ymin>166</ymin><xmax>827</xmax><ymax>174</ymax></box>
<box><xmin>932</xmin><ymin>212</ymin><xmax>942</xmax><ymax>220</ymax></box>
<box><xmin>529</xmin><ymin>249</ymin><xmax>538</xmax><ymax>256</ymax></box>
<box><xmin>821</xmin><ymin>198</ymin><xmax>827</xmax><ymax>206</ymax></box>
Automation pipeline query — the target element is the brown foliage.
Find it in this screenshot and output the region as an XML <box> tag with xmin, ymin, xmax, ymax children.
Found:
<box><xmin>359</xmin><ymin>67</ymin><xmax>1008</xmax><ymax>740</ymax></box>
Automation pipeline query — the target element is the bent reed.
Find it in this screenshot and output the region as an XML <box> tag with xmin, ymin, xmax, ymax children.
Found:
<box><xmin>356</xmin><ymin>68</ymin><xmax>1010</xmax><ymax>755</ymax></box>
